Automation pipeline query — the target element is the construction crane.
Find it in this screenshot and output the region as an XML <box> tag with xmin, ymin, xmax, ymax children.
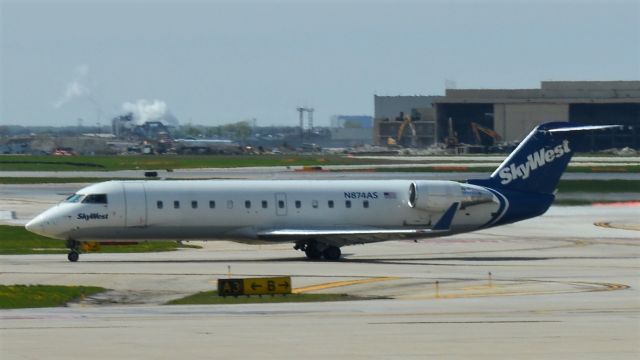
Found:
<box><xmin>471</xmin><ymin>122</ymin><xmax>502</xmax><ymax>145</ymax></box>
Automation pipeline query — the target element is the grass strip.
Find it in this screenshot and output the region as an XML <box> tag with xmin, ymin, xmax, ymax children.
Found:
<box><xmin>166</xmin><ymin>290</ymin><xmax>376</xmax><ymax>305</ymax></box>
<box><xmin>0</xmin><ymin>284</ymin><xmax>107</xmax><ymax>309</ymax></box>
<box><xmin>0</xmin><ymin>225</ymin><xmax>200</xmax><ymax>255</ymax></box>
<box><xmin>0</xmin><ymin>155</ymin><xmax>396</xmax><ymax>171</ymax></box>
<box><xmin>0</xmin><ymin>177</ymin><xmax>242</xmax><ymax>184</ymax></box>
<box><xmin>0</xmin><ymin>177</ymin><xmax>140</xmax><ymax>184</ymax></box>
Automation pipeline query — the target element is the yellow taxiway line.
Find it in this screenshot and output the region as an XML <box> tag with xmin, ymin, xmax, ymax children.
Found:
<box><xmin>429</xmin><ymin>281</ymin><xmax>629</xmax><ymax>300</ymax></box>
<box><xmin>292</xmin><ymin>276</ymin><xmax>400</xmax><ymax>294</ymax></box>
<box><xmin>594</xmin><ymin>221</ymin><xmax>640</xmax><ymax>231</ymax></box>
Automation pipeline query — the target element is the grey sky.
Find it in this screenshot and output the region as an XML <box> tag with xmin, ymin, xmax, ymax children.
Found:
<box><xmin>1</xmin><ymin>0</ymin><xmax>639</xmax><ymax>127</ymax></box>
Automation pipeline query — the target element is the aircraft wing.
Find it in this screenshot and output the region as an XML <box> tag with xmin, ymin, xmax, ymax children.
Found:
<box><xmin>256</xmin><ymin>226</ymin><xmax>449</xmax><ymax>246</ymax></box>
<box><xmin>256</xmin><ymin>202</ymin><xmax>459</xmax><ymax>246</ymax></box>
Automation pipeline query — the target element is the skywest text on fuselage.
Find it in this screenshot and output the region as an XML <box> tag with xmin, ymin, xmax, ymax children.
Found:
<box><xmin>77</xmin><ymin>213</ymin><xmax>109</xmax><ymax>221</ymax></box>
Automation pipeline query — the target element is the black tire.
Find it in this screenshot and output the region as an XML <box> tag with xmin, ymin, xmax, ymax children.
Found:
<box><xmin>67</xmin><ymin>251</ymin><xmax>79</xmax><ymax>262</ymax></box>
<box><xmin>323</xmin><ymin>246</ymin><xmax>342</xmax><ymax>261</ymax></box>
<box><xmin>304</xmin><ymin>244</ymin><xmax>323</xmax><ymax>260</ymax></box>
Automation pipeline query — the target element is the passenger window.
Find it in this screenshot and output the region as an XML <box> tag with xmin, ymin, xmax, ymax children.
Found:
<box><xmin>227</xmin><ymin>200</ymin><xmax>233</xmax><ymax>209</ymax></box>
<box><xmin>328</xmin><ymin>200</ymin><xmax>334</xmax><ymax>208</ymax></box>
<box><xmin>174</xmin><ymin>201</ymin><xmax>180</xmax><ymax>209</ymax></box>
<box><xmin>157</xmin><ymin>201</ymin><xmax>163</xmax><ymax>209</ymax></box>
<box><xmin>245</xmin><ymin>200</ymin><xmax>251</xmax><ymax>209</ymax></box>
<box><xmin>192</xmin><ymin>201</ymin><xmax>198</xmax><ymax>209</ymax></box>
<box><xmin>345</xmin><ymin>200</ymin><xmax>351</xmax><ymax>208</ymax></box>
<box><xmin>82</xmin><ymin>194</ymin><xmax>107</xmax><ymax>204</ymax></box>
<box><xmin>363</xmin><ymin>200</ymin><xmax>369</xmax><ymax>208</ymax></box>
<box><xmin>312</xmin><ymin>200</ymin><xmax>318</xmax><ymax>209</ymax></box>
<box><xmin>278</xmin><ymin>200</ymin><xmax>285</xmax><ymax>209</ymax></box>
<box><xmin>209</xmin><ymin>200</ymin><xmax>216</xmax><ymax>209</ymax></box>
<box><xmin>295</xmin><ymin>200</ymin><xmax>301</xmax><ymax>209</ymax></box>
<box><xmin>262</xmin><ymin>200</ymin><xmax>268</xmax><ymax>209</ymax></box>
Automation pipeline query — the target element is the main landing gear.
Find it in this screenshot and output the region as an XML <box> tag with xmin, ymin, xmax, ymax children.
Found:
<box><xmin>66</xmin><ymin>239</ymin><xmax>81</xmax><ymax>262</ymax></box>
<box><xmin>295</xmin><ymin>240</ymin><xmax>342</xmax><ymax>261</ymax></box>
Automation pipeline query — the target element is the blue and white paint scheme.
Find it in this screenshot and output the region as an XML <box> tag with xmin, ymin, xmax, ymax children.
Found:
<box><xmin>26</xmin><ymin>122</ymin><xmax>619</xmax><ymax>262</ymax></box>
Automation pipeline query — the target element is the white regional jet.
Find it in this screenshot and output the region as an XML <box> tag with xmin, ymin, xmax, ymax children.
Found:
<box><xmin>26</xmin><ymin>122</ymin><xmax>618</xmax><ymax>262</ymax></box>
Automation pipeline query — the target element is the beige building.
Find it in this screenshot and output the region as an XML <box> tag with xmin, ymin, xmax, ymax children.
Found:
<box><xmin>374</xmin><ymin>81</ymin><xmax>640</xmax><ymax>149</ymax></box>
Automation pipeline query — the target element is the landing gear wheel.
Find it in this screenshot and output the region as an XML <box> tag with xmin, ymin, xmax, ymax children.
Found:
<box><xmin>304</xmin><ymin>243</ymin><xmax>323</xmax><ymax>260</ymax></box>
<box><xmin>67</xmin><ymin>251</ymin><xmax>79</xmax><ymax>262</ymax></box>
<box><xmin>65</xmin><ymin>239</ymin><xmax>81</xmax><ymax>262</ymax></box>
<box><xmin>322</xmin><ymin>246</ymin><xmax>341</xmax><ymax>261</ymax></box>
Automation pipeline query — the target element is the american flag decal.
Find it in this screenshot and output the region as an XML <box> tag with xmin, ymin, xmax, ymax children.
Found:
<box><xmin>383</xmin><ymin>192</ymin><xmax>396</xmax><ymax>199</ymax></box>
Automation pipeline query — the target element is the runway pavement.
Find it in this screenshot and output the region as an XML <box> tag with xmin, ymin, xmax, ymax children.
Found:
<box><xmin>1</xmin><ymin>204</ymin><xmax>639</xmax><ymax>359</ymax></box>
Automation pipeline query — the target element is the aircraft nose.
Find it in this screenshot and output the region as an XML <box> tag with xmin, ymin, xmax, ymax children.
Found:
<box><xmin>25</xmin><ymin>213</ymin><xmax>61</xmax><ymax>238</ymax></box>
<box><xmin>25</xmin><ymin>217</ymin><xmax>44</xmax><ymax>235</ymax></box>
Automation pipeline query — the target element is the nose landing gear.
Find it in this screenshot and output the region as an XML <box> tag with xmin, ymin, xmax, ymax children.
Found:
<box><xmin>65</xmin><ymin>239</ymin><xmax>81</xmax><ymax>262</ymax></box>
<box><xmin>67</xmin><ymin>251</ymin><xmax>79</xmax><ymax>262</ymax></box>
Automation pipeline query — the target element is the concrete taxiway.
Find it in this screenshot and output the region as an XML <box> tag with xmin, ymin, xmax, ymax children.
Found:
<box><xmin>1</xmin><ymin>203</ymin><xmax>639</xmax><ymax>359</ymax></box>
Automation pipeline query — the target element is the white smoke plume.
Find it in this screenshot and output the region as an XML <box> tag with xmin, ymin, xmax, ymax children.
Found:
<box><xmin>53</xmin><ymin>65</ymin><xmax>91</xmax><ymax>108</ymax></box>
<box><xmin>121</xmin><ymin>99</ymin><xmax>179</xmax><ymax>126</ymax></box>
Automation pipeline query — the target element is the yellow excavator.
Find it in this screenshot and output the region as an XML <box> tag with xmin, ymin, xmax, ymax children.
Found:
<box><xmin>387</xmin><ymin>115</ymin><xmax>416</xmax><ymax>146</ymax></box>
<box><xmin>471</xmin><ymin>122</ymin><xmax>502</xmax><ymax>145</ymax></box>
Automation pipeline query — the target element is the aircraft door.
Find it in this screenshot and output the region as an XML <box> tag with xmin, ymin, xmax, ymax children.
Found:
<box><xmin>124</xmin><ymin>183</ymin><xmax>147</xmax><ymax>227</ymax></box>
<box><xmin>275</xmin><ymin>193</ymin><xmax>287</xmax><ymax>216</ymax></box>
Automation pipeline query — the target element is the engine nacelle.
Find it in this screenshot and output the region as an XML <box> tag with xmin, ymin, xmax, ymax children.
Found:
<box><xmin>408</xmin><ymin>181</ymin><xmax>496</xmax><ymax>212</ymax></box>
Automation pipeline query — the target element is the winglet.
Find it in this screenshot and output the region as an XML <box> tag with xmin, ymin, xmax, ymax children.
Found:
<box><xmin>432</xmin><ymin>202</ymin><xmax>459</xmax><ymax>231</ymax></box>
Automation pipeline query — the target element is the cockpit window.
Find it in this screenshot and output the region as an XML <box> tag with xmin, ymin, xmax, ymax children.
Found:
<box><xmin>82</xmin><ymin>194</ymin><xmax>108</xmax><ymax>204</ymax></box>
<box><xmin>64</xmin><ymin>194</ymin><xmax>85</xmax><ymax>203</ymax></box>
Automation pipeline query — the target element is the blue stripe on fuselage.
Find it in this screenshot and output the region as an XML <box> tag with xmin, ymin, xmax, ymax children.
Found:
<box><xmin>480</xmin><ymin>187</ymin><xmax>509</xmax><ymax>229</ymax></box>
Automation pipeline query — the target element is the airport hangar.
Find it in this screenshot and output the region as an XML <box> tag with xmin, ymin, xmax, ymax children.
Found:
<box><xmin>373</xmin><ymin>81</ymin><xmax>640</xmax><ymax>149</ymax></box>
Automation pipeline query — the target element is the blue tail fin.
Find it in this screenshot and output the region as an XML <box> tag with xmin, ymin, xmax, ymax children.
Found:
<box><xmin>469</xmin><ymin>122</ymin><xmax>619</xmax><ymax>194</ymax></box>
<box><xmin>467</xmin><ymin>122</ymin><xmax>619</xmax><ymax>227</ymax></box>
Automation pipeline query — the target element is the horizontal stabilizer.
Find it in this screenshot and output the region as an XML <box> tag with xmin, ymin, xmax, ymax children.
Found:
<box><xmin>545</xmin><ymin>125</ymin><xmax>622</xmax><ymax>133</ymax></box>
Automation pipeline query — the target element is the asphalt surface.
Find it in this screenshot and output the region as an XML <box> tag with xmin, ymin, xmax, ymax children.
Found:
<box><xmin>1</xmin><ymin>188</ymin><xmax>639</xmax><ymax>359</ymax></box>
